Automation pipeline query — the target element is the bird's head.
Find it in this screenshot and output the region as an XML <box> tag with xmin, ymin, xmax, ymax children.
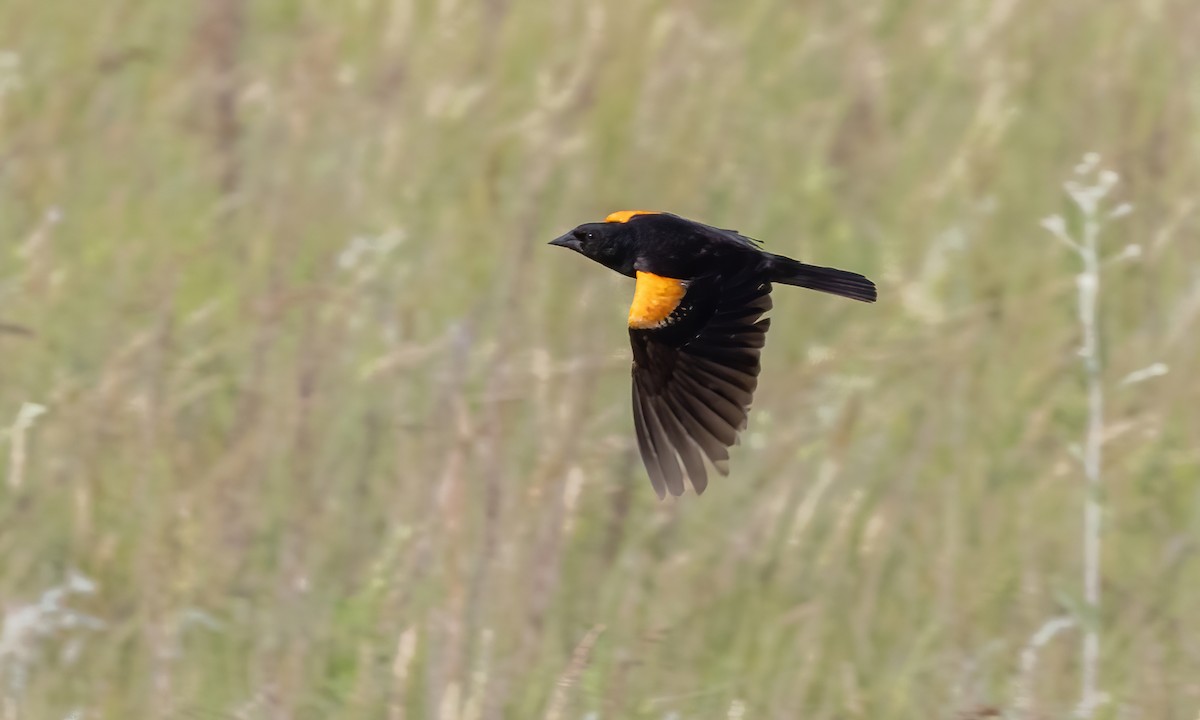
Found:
<box><xmin>548</xmin><ymin>210</ymin><xmax>661</xmax><ymax>276</ymax></box>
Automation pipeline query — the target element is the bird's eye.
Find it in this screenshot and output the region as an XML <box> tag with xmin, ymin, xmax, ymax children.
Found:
<box><xmin>574</xmin><ymin>230</ymin><xmax>595</xmax><ymax>243</ymax></box>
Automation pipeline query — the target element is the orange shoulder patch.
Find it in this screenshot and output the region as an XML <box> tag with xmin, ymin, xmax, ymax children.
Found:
<box><xmin>605</xmin><ymin>210</ymin><xmax>660</xmax><ymax>224</ymax></box>
<box><xmin>629</xmin><ymin>271</ymin><xmax>687</xmax><ymax>329</ymax></box>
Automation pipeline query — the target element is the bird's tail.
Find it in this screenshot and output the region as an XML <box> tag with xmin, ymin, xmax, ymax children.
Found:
<box><xmin>763</xmin><ymin>253</ymin><xmax>877</xmax><ymax>303</ymax></box>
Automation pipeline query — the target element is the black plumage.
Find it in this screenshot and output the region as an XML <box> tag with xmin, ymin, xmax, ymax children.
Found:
<box><xmin>549</xmin><ymin>211</ymin><xmax>875</xmax><ymax>497</ymax></box>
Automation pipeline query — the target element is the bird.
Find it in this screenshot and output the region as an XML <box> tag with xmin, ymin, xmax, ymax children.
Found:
<box><xmin>549</xmin><ymin>210</ymin><xmax>876</xmax><ymax>498</ymax></box>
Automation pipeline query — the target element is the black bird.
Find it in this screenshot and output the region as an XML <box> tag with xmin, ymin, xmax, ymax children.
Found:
<box><xmin>550</xmin><ymin>210</ymin><xmax>876</xmax><ymax>498</ymax></box>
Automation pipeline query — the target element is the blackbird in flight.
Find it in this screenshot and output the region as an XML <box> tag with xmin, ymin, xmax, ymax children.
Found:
<box><xmin>550</xmin><ymin>211</ymin><xmax>876</xmax><ymax>498</ymax></box>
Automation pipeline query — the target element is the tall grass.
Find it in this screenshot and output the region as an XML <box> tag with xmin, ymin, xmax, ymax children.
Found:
<box><xmin>1041</xmin><ymin>154</ymin><xmax>1135</xmax><ymax>718</ymax></box>
<box><xmin>2</xmin><ymin>0</ymin><xmax>1199</xmax><ymax>718</ymax></box>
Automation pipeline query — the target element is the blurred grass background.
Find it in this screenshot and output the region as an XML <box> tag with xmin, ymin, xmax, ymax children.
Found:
<box><xmin>2</xmin><ymin>0</ymin><xmax>1199</xmax><ymax>717</ymax></box>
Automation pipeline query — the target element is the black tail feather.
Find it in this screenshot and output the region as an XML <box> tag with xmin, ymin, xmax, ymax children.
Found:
<box><xmin>764</xmin><ymin>253</ymin><xmax>877</xmax><ymax>303</ymax></box>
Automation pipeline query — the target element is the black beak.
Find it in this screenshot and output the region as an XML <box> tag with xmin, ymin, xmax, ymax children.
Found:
<box><xmin>548</xmin><ymin>232</ymin><xmax>581</xmax><ymax>251</ymax></box>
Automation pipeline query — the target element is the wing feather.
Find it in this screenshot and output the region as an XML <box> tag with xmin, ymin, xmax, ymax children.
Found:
<box><xmin>629</xmin><ymin>271</ymin><xmax>773</xmax><ymax>496</ymax></box>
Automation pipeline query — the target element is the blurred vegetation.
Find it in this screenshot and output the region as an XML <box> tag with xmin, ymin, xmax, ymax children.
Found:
<box><xmin>2</xmin><ymin>0</ymin><xmax>1199</xmax><ymax>718</ymax></box>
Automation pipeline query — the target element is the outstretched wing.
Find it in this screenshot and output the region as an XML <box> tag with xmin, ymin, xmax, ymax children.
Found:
<box><xmin>628</xmin><ymin>270</ymin><xmax>772</xmax><ymax>497</ymax></box>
